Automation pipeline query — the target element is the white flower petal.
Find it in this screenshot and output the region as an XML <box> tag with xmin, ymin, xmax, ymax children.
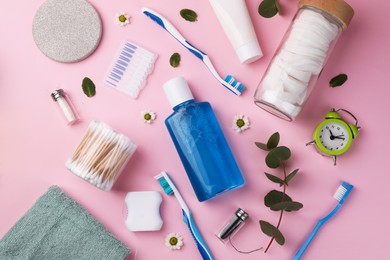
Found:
<box><xmin>116</xmin><ymin>13</ymin><xmax>130</xmax><ymax>27</ymax></box>
<box><xmin>165</xmin><ymin>232</ymin><xmax>183</xmax><ymax>250</ymax></box>
<box><xmin>232</xmin><ymin>114</ymin><xmax>250</xmax><ymax>133</ymax></box>
<box><xmin>141</xmin><ymin>110</ymin><xmax>156</xmax><ymax>123</ymax></box>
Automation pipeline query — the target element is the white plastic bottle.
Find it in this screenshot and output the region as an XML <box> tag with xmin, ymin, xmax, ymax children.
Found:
<box><xmin>209</xmin><ymin>0</ymin><xmax>262</xmax><ymax>64</ymax></box>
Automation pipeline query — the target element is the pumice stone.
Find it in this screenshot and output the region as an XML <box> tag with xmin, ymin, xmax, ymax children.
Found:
<box><xmin>32</xmin><ymin>0</ymin><xmax>102</xmax><ymax>63</ymax></box>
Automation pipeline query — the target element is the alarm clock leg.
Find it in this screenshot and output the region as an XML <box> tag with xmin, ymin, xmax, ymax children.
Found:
<box><xmin>333</xmin><ymin>156</ymin><xmax>337</xmax><ymax>166</ymax></box>
<box><xmin>306</xmin><ymin>140</ymin><xmax>315</xmax><ymax>146</ymax></box>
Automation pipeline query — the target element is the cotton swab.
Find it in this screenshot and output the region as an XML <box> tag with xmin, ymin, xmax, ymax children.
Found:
<box><xmin>66</xmin><ymin>121</ymin><xmax>137</xmax><ymax>191</ymax></box>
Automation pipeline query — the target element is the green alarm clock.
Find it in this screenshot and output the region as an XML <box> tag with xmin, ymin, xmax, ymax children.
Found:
<box><xmin>306</xmin><ymin>108</ymin><xmax>360</xmax><ymax>165</ymax></box>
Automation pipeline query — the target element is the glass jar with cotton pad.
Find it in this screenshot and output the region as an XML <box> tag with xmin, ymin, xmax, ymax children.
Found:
<box><xmin>254</xmin><ymin>0</ymin><xmax>354</xmax><ymax>121</ymax></box>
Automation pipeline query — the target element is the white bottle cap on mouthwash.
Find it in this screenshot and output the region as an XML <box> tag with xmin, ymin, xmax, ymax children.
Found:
<box><xmin>163</xmin><ymin>77</ymin><xmax>194</xmax><ymax>108</ymax></box>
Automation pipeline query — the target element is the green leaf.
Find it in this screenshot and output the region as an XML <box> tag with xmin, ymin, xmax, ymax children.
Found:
<box><xmin>258</xmin><ymin>0</ymin><xmax>279</xmax><ymax>18</ymax></box>
<box><xmin>270</xmin><ymin>201</ymin><xmax>303</xmax><ymax>211</ymax></box>
<box><xmin>169</xmin><ymin>53</ymin><xmax>181</xmax><ymax>68</ymax></box>
<box><xmin>259</xmin><ymin>220</ymin><xmax>285</xmax><ymax>245</ymax></box>
<box><xmin>267</xmin><ymin>132</ymin><xmax>280</xmax><ymax>150</ymax></box>
<box><xmin>180</xmin><ymin>9</ymin><xmax>198</xmax><ymax>22</ymax></box>
<box><xmin>285</xmin><ymin>169</ymin><xmax>299</xmax><ymax>185</ymax></box>
<box><xmin>329</xmin><ymin>73</ymin><xmax>348</xmax><ymax>88</ymax></box>
<box><xmin>82</xmin><ymin>77</ymin><xmax>96</xmax><ymax>97</ymax></box>
<box><xmin>266</xmin><ymin>152</ymin><xmax>280</xmax><ymax>168</ymax></box>
<box><xmin>272</xmin><ymin>146</ymin><xmax>291</xmax><ymax>161</ymax></box>
<box><xmin>266</xmin><ymin>146</ymin><xmax>291</xmax><ymax>168</ymax></box>
<box><xmin>255</xmin><ymin>142</ymin><xmax>270</xmax><ymax>151</ymax></box>
<box><xmin>264</xmin><ymin>190</ymin><xmax>292</xmax><ymax>208</ymax></box>
<box><xmin>265</xmin><ymin>172</ymin><xmax>285</xmax><ymax>186</ymax></box>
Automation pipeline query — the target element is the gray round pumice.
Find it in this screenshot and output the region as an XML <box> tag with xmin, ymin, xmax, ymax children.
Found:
<box><xmin>32</xmin><ymin>0</ymin><xmax>102</xmax><ymax>63</ymax></box>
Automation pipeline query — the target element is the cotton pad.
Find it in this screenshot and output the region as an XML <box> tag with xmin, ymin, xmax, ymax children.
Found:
<box><xmin>125</xmin><ymin>191</ymin><xmax>163</xmax><ymax>232</ymax></box>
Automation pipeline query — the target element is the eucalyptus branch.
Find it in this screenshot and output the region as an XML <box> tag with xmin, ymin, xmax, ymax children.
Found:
<box><xmin>255</xmin><ymin>132</ymin><xmax>303</xmax><ymax>253</ymax></box>
<box><xmin>264</xmin><ymin>162</ymin><xmax>287</xmax><ymax>253</ymax></box>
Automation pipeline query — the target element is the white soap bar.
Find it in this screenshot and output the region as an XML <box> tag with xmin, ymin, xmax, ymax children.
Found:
<box><xmin>125</xmin><ymin>191</ymin><xmax>163</xmax><ymax>232</ymax></box>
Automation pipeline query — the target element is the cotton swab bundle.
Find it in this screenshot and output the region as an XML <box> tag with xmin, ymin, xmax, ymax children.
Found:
<box><xmin>259</xmin><ymin>8</ymin><xmax>340</xmax><ymax>119</ymax></box>
<box><xmin>66</xmin><ymin>121</ymin><xmax>137</xmax><ymax>191</ymax></box>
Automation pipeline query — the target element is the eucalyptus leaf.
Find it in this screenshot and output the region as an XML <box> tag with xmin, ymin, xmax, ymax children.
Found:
<box><xmin>264</xmin><ymin>190</ymin><xmax>292</xmax><ymax>208</ymax></box>
<box><xmin>266</xmin><ymin>152</ymin><xmax>280</xmax><ymax>168</ymax></box>
<box><xmin>180</xmin><ymin>9</ymin><xmax>198</xmax><ymax>22</ymax></box>
<box><xmin>285</xmin><ymin>169</ymin><xmax>299</xmax><ymax>185</ymax></box>
<box><xmin>169</xmin><ymin>53</ymin><xmax>181</xmax><ymax>68</ymax></box>
<box><xmin>272</xmin><ymin>146</ymin><xmax>291</xmax><ymax>161</ymax></box>
<box><xmin>265</xmin><ymin>172</ymin><xmax>285</xmax><ymax>186</ymax></box>
<box><xmin>258</xmin><ymin>0</ymin><xmax>279</xmax><ymax>18</ymax></box>
<box><xmin>259</xmin><ymin>221</ymin><xmax>285</xmax><ymax>245</ymax></box>
<box><xmin>255</xmin><ymin>142</ymin><xmax>270</xmax><ymax>151</ymax></box>
<box><xmin>82</xmin><ymin>77</ymin><xmax>96</xmax><ymax>97</ymax></box>
<box><xmin>270</xmin><ymin>201</ymin><xmax>303</xmax><ymax>211</ymax></box>
<box><xmin>330</xmin><ymin>73</ymin><xmax>348</xmax><ymax>88</ymax></box>
<box><xmin>267</xmin><ymin>132</ymin><xmax>280</xmax><ymax>150</ymax></box>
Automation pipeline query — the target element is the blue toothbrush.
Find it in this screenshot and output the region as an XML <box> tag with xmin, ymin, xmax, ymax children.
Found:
<box><xmin>293</xmin><ymin>181</ymin><xmax>353</xmax><ymax>260</ymax></box>
<box><xmin>155</xmin><ymin>171</ymin><xmax>214</xmax><ymax>260</ymax></box>
<box><xmin>142</xmin><ymin>7</ymin><xmax>245</xmax><ymax>96</ymax></box>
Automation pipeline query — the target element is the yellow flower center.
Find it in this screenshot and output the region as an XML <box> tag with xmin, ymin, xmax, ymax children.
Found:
<box><xmin>236</xmin><ymin>119</ymin><xmax>245</xmax><ymax>128</ymax></box>
<box><xmin>144</xmin><ymin>113</ymin><xmax>151</xmax><ymax>121</ymax></box>
<box><xmin>119</xmin><ymin>15</ymin><xmax>127</xmax><ymax>23</ymax></box>
<box><xmin>169</xmin><ymin>237</ymin><xmax>178</xmax><ymax>246</ymax></box>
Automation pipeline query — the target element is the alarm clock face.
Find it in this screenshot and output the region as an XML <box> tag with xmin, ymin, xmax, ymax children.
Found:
<box><xmin>317</xmin><ymin>122</ymin><xmax>351</xmax><ymax>155</ymax></box>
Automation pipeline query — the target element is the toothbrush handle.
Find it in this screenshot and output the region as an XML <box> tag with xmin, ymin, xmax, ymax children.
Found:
<box><xmin>294</xmin><ymin>204</ymin><xmax>342</xmax><ymax>260</ymax></box>
<box><xmin>293</xmin><ymin>220</ymin><xmax>325</xmax><ymax>260</ymax></box>
<box><xmin>142</xmin><ymin>7</ymin><xmax>242</xmax><ymax>96</ymax></box>
<box><xmin>182</xmin><ymin>210</ymin><xmax>214</xmax><ymax>260</ymax></box>
<box><xmin>142</xmin><ymin>8</ymin><xmax>206</xmax><ymax>60</ymax></box>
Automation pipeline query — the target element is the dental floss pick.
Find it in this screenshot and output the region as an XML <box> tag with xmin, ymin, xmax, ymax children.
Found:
<box><xmin>217</xmin><ymin>208</ymin><xmax>249</xmax><ymax>242</ymax></box>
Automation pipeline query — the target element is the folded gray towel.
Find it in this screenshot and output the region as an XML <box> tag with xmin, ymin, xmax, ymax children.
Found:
<box><xmin>0</xmin><ymin>186</ymin><xmax>130</xmax><ymax>260</ymax></box>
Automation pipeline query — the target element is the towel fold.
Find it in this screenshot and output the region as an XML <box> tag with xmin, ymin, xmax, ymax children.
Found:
<box><xmin>0</xmin><ymin>186</ymin><xmax>130</xmax><ymax>260</ymax></box>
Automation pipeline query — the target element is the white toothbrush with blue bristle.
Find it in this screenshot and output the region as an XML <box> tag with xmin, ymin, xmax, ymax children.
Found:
<box><xmin>142</xmin><ymin>7</ymin><xmax>244</xmax><ymax>96</ymax></box>
<box><xmin>155</xmin><ymin>171</ymin><xmax>214</xmax><ymax>260</ymax></box>
<box><xmin>293</xmin><ymin>181</ymin><xmax>354</xmax><ymax>260</ymax></box>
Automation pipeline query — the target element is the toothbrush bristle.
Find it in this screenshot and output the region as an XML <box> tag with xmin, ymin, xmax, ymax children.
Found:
<box><xmin>224</xmin><ymin>75</ymin><xmax>245</xmax><ymax>93</ymax></box>
<box><xmin>155</xmin><ymin>174</ymin><xmax>173</xmax><ymax>195</ymax></box>
<box><xmin>333</xmin><ymin>185</ymin><xmax>347</xmax><ymax>201</ymax></box>
<box><xmin>333</xmin><ymin>181</ymin><xmax>353</xmax><ymax>202</ymax></box>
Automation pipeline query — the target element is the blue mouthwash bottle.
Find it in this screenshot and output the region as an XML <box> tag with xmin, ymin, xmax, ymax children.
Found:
<box><xmin>163</xmin><ymin>77</ymin><xmax>245</xmax><ymax>202</ymax></box>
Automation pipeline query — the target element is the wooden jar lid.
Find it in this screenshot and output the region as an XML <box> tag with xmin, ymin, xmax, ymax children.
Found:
<box><xmin>299</xmin><ymin>0</ymin><xmax>354</xmax><ymax>29</ymax></box>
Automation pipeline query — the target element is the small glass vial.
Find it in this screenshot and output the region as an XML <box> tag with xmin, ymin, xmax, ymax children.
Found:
<box><xmin>51</xmin><ymin>89</ymin><xmax>78</xmax><ymax>124</ymax></box>
<box><xmin>254</xmin><ymin>0</ymin><xmax>354</xmax><ymax>121</ymax></box>
<box><xmin>216</xmin><ymin>208</ymin><xmax>249</xmax><ymax>243</ymax></box>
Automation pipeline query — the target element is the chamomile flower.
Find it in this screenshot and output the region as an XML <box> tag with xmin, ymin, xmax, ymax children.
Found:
<box><xmin>116</xmin><ymin>13</ymin><xmax>130</xmax><ymax>27</ymax></box>
<box><xmin>165</xmin><ymin>233</ymin><xmax>183</xmax><ymax>250</ymax></box>
<box><xmin>233</xmin><ymin>115</ymin><xmax>250</xmax><ymax>133</ymax></box>
<box><xmin>141</xmin><ymin>110</ymin><xmax>156</xmax><ymax>124</ymax></box>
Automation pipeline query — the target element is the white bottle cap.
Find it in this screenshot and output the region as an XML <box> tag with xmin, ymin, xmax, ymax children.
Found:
<box><xmin>163</xmin><ymin>77</ymin><xmax>194</xmax><ymax>108</ymax></box>
<box><xmin>236</xmin><ymin>40</ymin><xmax>263</xmax><ymax>64</ymax></box>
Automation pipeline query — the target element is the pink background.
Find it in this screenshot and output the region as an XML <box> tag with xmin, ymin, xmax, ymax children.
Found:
<box><xmin>1</xmin><ymin>0</ymin><xmax>389</xmax><ymax>259</ymax></box>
